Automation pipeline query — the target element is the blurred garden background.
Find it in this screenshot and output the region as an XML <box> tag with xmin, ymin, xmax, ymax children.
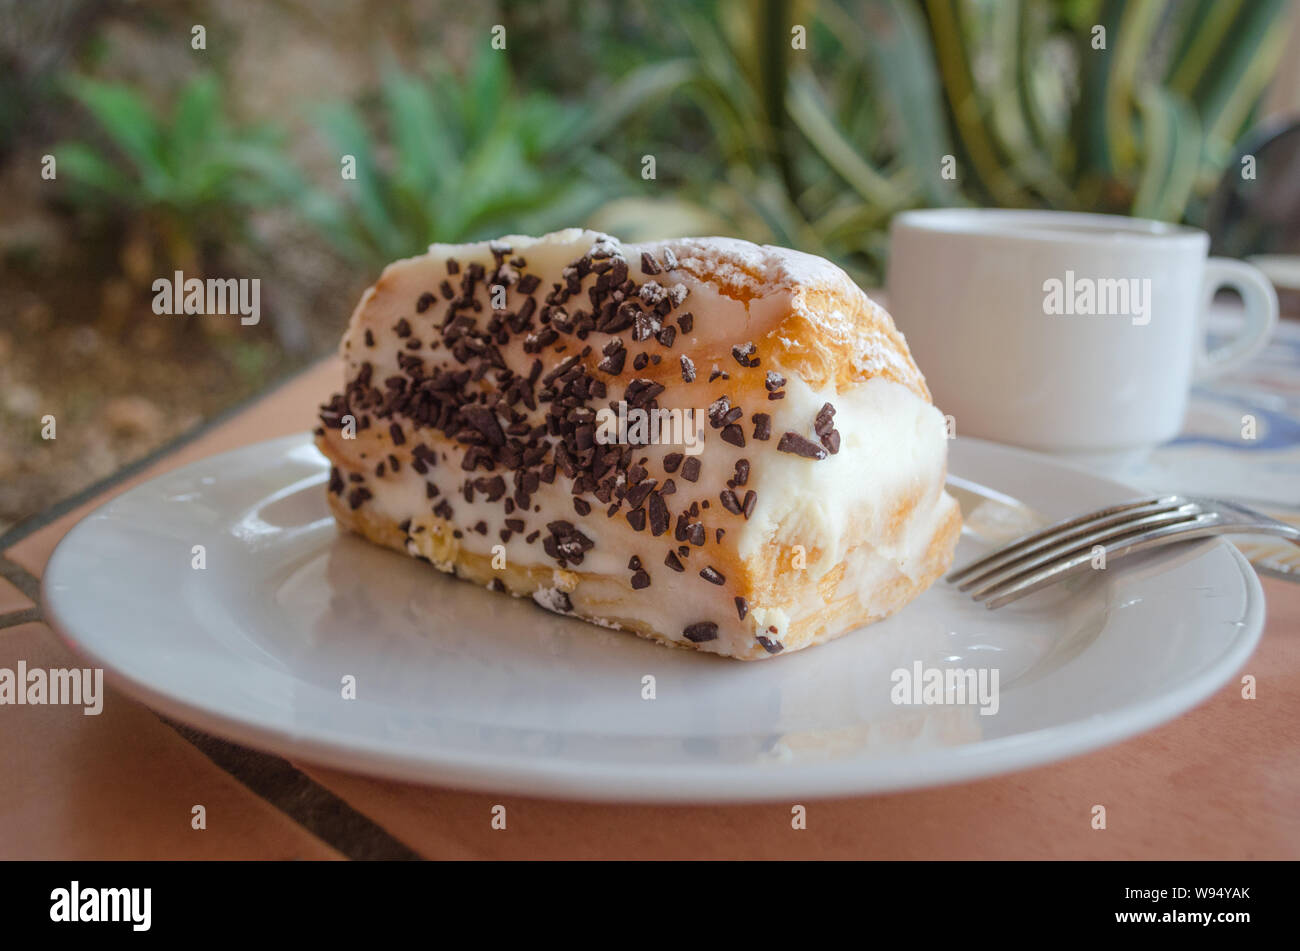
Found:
<box><xmin>1</xmin><ymin>0</ymin><xmax>1298</xmax><ymax>533</ymax></box>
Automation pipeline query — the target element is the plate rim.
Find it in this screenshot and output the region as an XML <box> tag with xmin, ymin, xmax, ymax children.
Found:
<box><xmin>41</xmin><ymin>433</ymin><xmax>1267</xmax><ymax>803</ymax></box>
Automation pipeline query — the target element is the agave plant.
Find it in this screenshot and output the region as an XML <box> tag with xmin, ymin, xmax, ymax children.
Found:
<box><xmin>609</xmin><ymin>0</ymin><xmax>1291</xmax><ymax>282</ymax></box>
<box><xmin>924</xmin><ymin>0</ymin><xmax>1291</xmax><ymax>221</ymax></box>
<box><xmin>303</xmin><ymin>51</ymin><xmax>691</xmax><ymax>267</ymax></box>
<box><xmin>54</xmin><ymin>73</ymin><xmax>302</xmax><ymax>277</ymax></box>
<box><xmin>613</xmin><ymin>0</ymin><xmax>965</xmax><ymax>283</ymax></box>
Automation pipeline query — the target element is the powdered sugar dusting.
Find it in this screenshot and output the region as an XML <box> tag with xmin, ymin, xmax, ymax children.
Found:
<box><xmin>644</xmin><ymin>236</ymin><xmax>846</xmax><ymax>300</ymax></box>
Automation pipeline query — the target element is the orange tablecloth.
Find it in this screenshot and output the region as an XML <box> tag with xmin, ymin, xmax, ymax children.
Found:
<box><xmin>3</xmin><ymin>358</ymin><xmax>1297</xmax><ymax>859</ymax></box>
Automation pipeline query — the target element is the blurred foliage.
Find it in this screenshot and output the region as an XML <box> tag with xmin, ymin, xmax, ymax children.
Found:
<box><xmin>599</xmin><ymin>0</ymin><xmax>1293</xmax><ymax>282</ymax></box>
<box><xmin>940</xmin><ymin>0</ymin><xmax>1292</xmax><ymax>220</ymax></box>
<box><xmin>0</xmin><ymin>0</ymin><xmax>105</xmax><ymax>160</ymax></box>
<box><xmin>54</xmin><ymin>73</ymin><xmax>305</xmax><ymax>276</ymax></box>
<box><xmin>34</xmin><ymin>0</ymin><xmax>1295</xmax><ymax>288</ymax></box>
<box><xmin>302</xmin><ymin>51</ymin><xmax>691</xmax><ymax>266</ymax></box>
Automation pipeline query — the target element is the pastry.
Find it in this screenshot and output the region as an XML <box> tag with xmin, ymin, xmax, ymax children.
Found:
<box><xmin>315</xmin><ymin>229</ymin><xmax>961</xmax><ymax>660</ymax></box>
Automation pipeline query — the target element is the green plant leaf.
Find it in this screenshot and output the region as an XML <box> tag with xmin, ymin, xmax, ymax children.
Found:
<box><xmin>54</xmin><ymin>141</ymin><xmax>132</xmax><ymax>196</ymax></box>
<box><xmin>466</xmin><ymin>48</ymin><xmax>508</xmax><ymax>143</ymax></box>
<box><xmin>823</xmin><ymin>0</ymin><xmax>957</xmax><ymax>205</ymax></box>
<box><xmin>920</xmin><ymin>0</ymin><xmax>1033</xmax><ymax>206</ymax></box>
<box><xmin>64</xmin><ymin>75</ymin><xmax>169</xmax><ymax>196</ymax></box>
<box><xmin>316</xmin><ymin>101</ymin><xmax>402</xmax><ymax>257</ymax></box>
<box><xmin>556</xmin><ymin>59</ymin><xmax>695</xmax><ymax>151</ymax></box>
<box><xmin>171</xmin><ymin>74</ymin><xmax>221</xmax><ymax>170</ymax></box>
<box><xmin>1132</xmin><ymin>85</ymin><xmax>1201</xmax><ymax>221</ymax></box>
<box><xmin>1166</xmin><ymin>0</ymin><xmax>1243</xmax><ymax>97</ymax></box>
<box><xmin>380</xmin><ymin>65</ymin><xmax>458</xmax><ymax>196</ymax></box>
<box><xmin>786</xmin><ymin>68</ymin><xmax>910</xmax><ymax>209</ymax></box>
<box><xmin>1104</xmin><ymin>0</ymin><xmax>1166</xmax><ymax>176</ymax></box>
<box><xmin>1185</xmin><ymin>0</ymin><xmax>1290</xmax><ymax>166</ymax></box>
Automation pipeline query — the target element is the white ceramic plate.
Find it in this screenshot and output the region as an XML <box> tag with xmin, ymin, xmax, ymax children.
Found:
<box><xmin>43</xmin><ymin>434</ymin><xmax>1264</xmax><ymax>802</ymax></box>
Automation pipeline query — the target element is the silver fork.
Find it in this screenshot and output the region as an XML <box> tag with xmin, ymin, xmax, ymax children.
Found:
<box><xmin>947</xmin><ymin>495</ymin><xmax>1300</xmax><ymax>609</ymax></box>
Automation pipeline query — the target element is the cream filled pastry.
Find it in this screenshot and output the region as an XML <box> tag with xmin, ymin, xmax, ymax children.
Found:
<box><xmin>315</xmin><ymin>229</ymin><xmax>961</xmax><ymax>660</ymax></box>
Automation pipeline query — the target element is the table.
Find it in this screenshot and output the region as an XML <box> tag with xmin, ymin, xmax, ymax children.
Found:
<box><xmin>2</xmin><ymin>358</ymin><xmax>1297</xmax><ymax>859</ymax></box>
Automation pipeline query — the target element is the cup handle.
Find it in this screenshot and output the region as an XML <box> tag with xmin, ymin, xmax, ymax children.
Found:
<box><xmin>1194</xmin><ymin>257</ymin><xmax>1278</xmax><ymax>381</ymax></box>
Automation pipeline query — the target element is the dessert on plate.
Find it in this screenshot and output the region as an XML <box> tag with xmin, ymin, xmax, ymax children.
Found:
<box><xmin>316</xmin><ymin>229</ymin><xmax>960</xmax><ymax>659</ymax></box>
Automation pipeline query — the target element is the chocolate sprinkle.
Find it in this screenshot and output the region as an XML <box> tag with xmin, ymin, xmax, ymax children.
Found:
<box><xmin>631</xmin><ymin>569</ymin><xmax>651</xmax><ymax>589</ymax></box>
<box><xmin>814</xmin><ymin>402</ymin><xmax>841</xmax><ymax>454</ymax></box>
<box><xmin>735</xmin><ymin>597</ymin><xmax>748</xmax><ymax>620</ymax></box>
<box><xmin>683</xmin><ymin>622</ymin><xmax>718</xmax><ymax>643</ymax></box>
<box><xmin>647</xmin><ymin>492</ymin><xmax>670</xmax><ymax>536</ymax></box>
<box><xmin>777</xmin><ymin>432</ymin><xmax>827</xmax><ymax>460</ymax></box>
<box><xmin>699</xmin><ymin>566</ymin><xmax>725</xmax><ymax>585</ymax></box>
<box><xmin>731</xmin><ymin>342</ymin><xmax>759</xmax><ymax>367</ymax></box>
<box><xmin>681</xmin><ymin>456</ymin><xmax>701</xmax><ymax>482</ymax></box>
<box><xmin>814</xmin><ymin>402</ymin><xmax>836</xmax><ymax>433</ymax></box>
<box><xmin>664</xmin><ymin>551</ymin><xmax>684</xmax><ymax>572</ymax></box>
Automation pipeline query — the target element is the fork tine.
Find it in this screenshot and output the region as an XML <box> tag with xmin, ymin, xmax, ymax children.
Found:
<box><xmin>947</xmin><ymin>495</ymin><xmax>1181</xmax><ymax>587</ymax></box>
<box><xmin>974</xmin><ymin>513</ymin><xmax>1216</xmax><ymax>609</ymax></box>
<box><xmin>969</xmin><ymin>508</ymin><xmax>1203</xmax><ymax>599</ymax></box>
<box><xmin>960</xmin><ymin>503</ymin><xmax>1200</xmax><ymax>593</ymax></box>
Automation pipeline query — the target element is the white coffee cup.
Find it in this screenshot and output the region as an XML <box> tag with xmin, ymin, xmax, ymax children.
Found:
<box><xmin>886</xmin><ymin>209</ymin><xmax>1279</xmax><ymax>463</ymax></box>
